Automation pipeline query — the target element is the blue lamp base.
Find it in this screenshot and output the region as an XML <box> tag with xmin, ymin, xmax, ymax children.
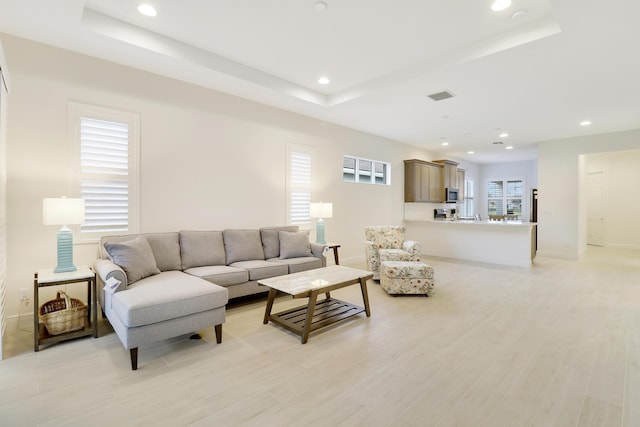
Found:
<box><xmin>315</xmin><ymin>218</ymin><xmax>326</xmax><ymax>244</ymax></box>
<box><xmin>54</xmin><ymin>226</ymin><xmax>77</xmax><ymax>273</ymax></box>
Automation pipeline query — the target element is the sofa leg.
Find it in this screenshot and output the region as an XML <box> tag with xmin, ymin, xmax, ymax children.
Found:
<box><xmin>130</xmin><ymin>348</ymin><xmax>138</xmax><ymax>370</ymax></box>
<box><xmin>215</xmin><ymin>324</ymin><xmax>222</xmax><ymax>344</ymax></box>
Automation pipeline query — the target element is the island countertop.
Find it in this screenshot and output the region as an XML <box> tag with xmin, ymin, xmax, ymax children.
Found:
<box><xmin>406</xmin><ymin>219</ymin><xmax>537</xmax><ymax>227</ymax></box>
<box><xmin>404</xmin><ymin>219</ymin><xmax>537</xmax><ymax>267</ymax></box>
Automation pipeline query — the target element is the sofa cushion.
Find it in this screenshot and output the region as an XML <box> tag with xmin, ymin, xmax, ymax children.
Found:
<box><xmin>104</xmin><ymin>237</ymin><xmax>161</xmax><ymax>284</ymax></box>
<box><xmin>260</xmin><ymin>226</ymin><xmax>299</xmax><ymax>259</ymax></box>
<box><xmin>184</xmin><ymin>265</ymin><xmax>249</xmax><ymax>286</ymax></box>
<box><xmin>267</xmin><ymin>257</ymin><xmax>323</xmax><ymax>274</ymax></box>
<box><xmin>223</xmin><ymin>229</ymin><xmax>265</xmax><ymax>264</ymax></box>
<box><xmin>279</xmin><ymin>230</ymin><xmax>312</xmax><ymax>259</ymax></box>
<box><xmin>180</xmin><ymin>230</ymin><xmax>226</xmax><ymax>269</ymax></box>
<box><xmin>144</xmin><ymin>232</ymin><xmax>182</xmax><ymax>272</ymax></box>
<box><xmin>111</xmin><ymin>271</ymin><xmax>228</xmax><ymax>328</ymax></box>
<box><xmin>229</xmin><ymin>260</ymin><xmax>288</xmax><ymax>281</ymax></box>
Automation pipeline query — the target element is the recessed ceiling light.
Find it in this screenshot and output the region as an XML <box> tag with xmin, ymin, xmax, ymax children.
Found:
<box><xmin>441</xmin><ymin>142</ymin><xmax>449</xmax><ymax>146</ymax></box>
<box><xmin>505</xmin><ymin>146</ymin><xmax>514</xmax><ymax>150</ymax></box>
<box><xmin>491</xmin><ymin>0</ymin><xmax>512</xmax><ymax>12</ymax></box>
<box><xmin>318</xmin><ymin>77</ymin><xmax>330</xmax><ymax>85</ymax></box>
<box><xmin>137</xmin><ymin>4</ymin><xmax>157</xmax><ymax>17</ymax></box>
<box><xmin>580</xmin><ymin>120</ymin><xmax>592</xmax><ymax>126</ymax></box>
<box><xmin>467</xmin><ymin>151</ymin><xmax>475</xmax><ymax>154</ymax></box>
<box><xmin>314</xmin><ymin>1</ymin><xmax>328</xmax><ymax>11</ymax></box>
<box><xmin>511</xmin><ymin>9</ymin><xmax>527</xmax><ymax>19</ymax></box>
<box><xmin>499</xmin><ymin>132</ymin><xmax>509</xmax><ymax>138</ymax></box>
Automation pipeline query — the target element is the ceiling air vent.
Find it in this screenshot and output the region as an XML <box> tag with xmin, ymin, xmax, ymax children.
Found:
<box><xmin>427</xmin><ymin>90</ymin><xmax>455</xmax><ymax>101</ymax></box>
<box><xmin>492</xmin><ymin>141</ymin><xmax>504</xmax><ymax>145</ymax></box>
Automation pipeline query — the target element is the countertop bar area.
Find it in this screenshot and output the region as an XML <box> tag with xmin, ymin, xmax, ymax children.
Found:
<box><xmin>404</xmin><ymin>204</ymin><xmax>537</xmax><ymax>267</ymax></box>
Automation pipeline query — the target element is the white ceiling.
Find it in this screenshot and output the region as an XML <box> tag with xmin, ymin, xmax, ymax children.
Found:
<box><xmin>1</xmin><ymin>0</ymin><xmax>639</xmax><ymax>163</ymax></box>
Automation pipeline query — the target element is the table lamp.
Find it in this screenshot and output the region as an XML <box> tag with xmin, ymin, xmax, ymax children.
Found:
<box><xmin>43</xmin><ymin>197</ymin><xmax>85</xmax><ymax>273</ymax></box>
<box><xmin>310</xmin><ymin>202</ymin><xmax>333</xmax><ymax>244</ymax></box>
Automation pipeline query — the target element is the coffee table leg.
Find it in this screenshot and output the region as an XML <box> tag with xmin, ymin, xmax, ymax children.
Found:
<box><xmin>360</xmin><ymin>277</ymin><xmax>371</xmax><ymax>317</ymax></box>
<box><xmin>301</xmin><ymin>289</ymin><xmax>319</xmax><ymax>344</ymax></box>
<box><xmin>263</xmin><ymin>288</ymin><xmax>278</xmax><ymax>324</ymax></box>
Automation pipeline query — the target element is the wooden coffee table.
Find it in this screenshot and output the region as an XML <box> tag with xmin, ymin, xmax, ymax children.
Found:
<box><xmin>259</xmin><ymin>265</ymin><xmax>373</xmax><ymax>343</ymax></box>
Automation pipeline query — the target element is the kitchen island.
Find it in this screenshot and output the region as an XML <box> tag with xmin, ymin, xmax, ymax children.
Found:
<box><xmin>404</xmin><ymin>219</ymin><xmax>537</xmax><ymax>267</ymax></box>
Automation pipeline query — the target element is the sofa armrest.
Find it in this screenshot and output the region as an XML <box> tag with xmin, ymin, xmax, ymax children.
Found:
<box><xmin>93</xmin><ymin>258</ymin><xmax>127</xmax><ymax>293</ymax></box>
<box><xmin>403</xmin><ymin>240</ymin><xmax>421</xmax><ymax>255</ymax></box>
<box><xmin>310</xmin><ymin>242</ymin><xmax>328</xmax><ymax>267</ymax></box>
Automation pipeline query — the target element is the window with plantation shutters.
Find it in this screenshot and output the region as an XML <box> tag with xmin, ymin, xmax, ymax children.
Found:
<box><xmin>487</xmin><ymin>178</ymin><xmax>524</xmax><ymax>219</ymax></box>
<box><xmin>80</xmin><ymin>117</ymin><xmax>129</xmax><ymax>233</ymax></box>
<box><xmin>286</xmin><ymin>144</ymin><xmax>314</xmax><ymax>226</ymax></box>
<box><xmin>69</xmin><ymin>103</ymin><xmax>139</xmax><ymax>242</ymax></box>
<box><xmin>460</xmin><ymin>178</ymin><xmax>474</xmax><ymax>218</ymax></box>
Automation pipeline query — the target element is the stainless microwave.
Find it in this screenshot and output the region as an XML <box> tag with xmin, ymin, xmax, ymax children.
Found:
<box><xmin>445</xmin><ymin>188</ymin><xmax>459</xmax><ymax>203</ymax></box>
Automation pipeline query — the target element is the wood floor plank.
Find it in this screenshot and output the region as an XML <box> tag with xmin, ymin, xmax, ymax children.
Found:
<box><xmin>1</xmin><ymin>246</ymin><xmax>638</xmax><ymax>426</ymax></box>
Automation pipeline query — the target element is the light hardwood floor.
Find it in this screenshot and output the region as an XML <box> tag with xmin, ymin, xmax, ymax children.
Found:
<box><xmin>1</xmin><ymin>246</ymin><xmax>639</xmax><ymax>426</ymax></box>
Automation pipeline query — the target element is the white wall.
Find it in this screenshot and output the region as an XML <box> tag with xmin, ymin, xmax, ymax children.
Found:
<box><xmin>1</xmin><ymin>35</ymin><xmax>445</xmax><ymax>318</ymax></box>
<box><xmin>478</xmin><ymin>160</ymin><xmax>538</xmax><ymax>221</ymax></box>
<box><xmin>538</xmin><ymin>129</ymin><xmax>640</xmax><ymax>258</ymax></box>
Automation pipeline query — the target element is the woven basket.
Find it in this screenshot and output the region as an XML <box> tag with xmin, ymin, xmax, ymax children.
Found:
<box><xmin>39</xmin><ymin>291</ymin><xmax>87</xmax><ymax>335</ymax></box>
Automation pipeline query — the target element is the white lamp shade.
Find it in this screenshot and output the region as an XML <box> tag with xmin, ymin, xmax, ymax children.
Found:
<box><xmin>310</xmin><ymin>202</ymin><xmax>333</xmax><ymax>219</ymax></box>
<box><xmin>43</xmin><ymin>198</ymin><xmax>85</xmax><ymax>225</ymax></box>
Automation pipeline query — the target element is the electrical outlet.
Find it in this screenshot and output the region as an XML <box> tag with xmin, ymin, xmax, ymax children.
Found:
<box><xmin>19</xmin><ymin>288</ymin><xmax>29</xmax><ymax>305</ymax></box>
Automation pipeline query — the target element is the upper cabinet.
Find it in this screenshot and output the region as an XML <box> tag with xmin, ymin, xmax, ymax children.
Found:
<box><xmin>405</xmin><ymin>159</ymin><xmax>465</xmax><ymax>203</ymax></box>
<box><xmin>433</xmin><ymin>160</ymin><xmax>459</xmax><ymax>190</ymax></box>
<box><xmin>404</xmin><ymin>159</ymin><xmax>444</xmax><ymax>202</ymax></box>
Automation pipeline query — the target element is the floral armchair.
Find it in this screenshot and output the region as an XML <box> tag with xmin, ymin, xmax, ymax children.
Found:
<box><xmin>364</xmin><ymin>226</ymin><xmax>421</xmax><ymax>280</ymax></box>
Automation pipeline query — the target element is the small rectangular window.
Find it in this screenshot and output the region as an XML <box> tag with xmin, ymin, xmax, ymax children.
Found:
<box><xmin>343</xmin><ymin>156</ymin><xmax>356</xmax><ymax>182</ymax></box>
<box><xmin>343</xmin><ymin>155</ymin><xmax>390</xmax><ymax>185</ymax></box>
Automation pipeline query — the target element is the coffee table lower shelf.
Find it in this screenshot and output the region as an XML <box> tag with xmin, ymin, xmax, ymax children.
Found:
<box><xmin>267</xmin><ymin>297</ymin><xmax>365</xmax><ymax>342</ymax></box>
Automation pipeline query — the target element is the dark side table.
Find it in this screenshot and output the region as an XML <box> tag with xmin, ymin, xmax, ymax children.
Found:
<box><xmin>34</xmin><ymin>265</ymin><xmax>98</xmax><ymax>351</ymax></box>
<box><xmin>326</xmin><ymin>243</ymin><xmax>341</xmax><ymax>265</ymax></box>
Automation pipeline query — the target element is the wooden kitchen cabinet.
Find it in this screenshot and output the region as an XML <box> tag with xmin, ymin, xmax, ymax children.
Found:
<box><xmin>404</xmin><ymin>159</ymin><xmax>444</xmax><ymax>202</ymax></box>
<box><xmin>434</xmin><ymin>160</ymin><xmax>459</xmax><ymax>190</ymax></box>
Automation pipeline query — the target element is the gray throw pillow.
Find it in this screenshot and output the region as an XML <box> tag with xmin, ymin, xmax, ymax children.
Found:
<box><xmin>279</xmin><ymin>231</ymin><xmax>312</xmax><ymax>259</ymax></box>
<box><xmin>223</xmin><ymin>229</ymin><xmax>265</xmax><ymax>264</ymax></box>
<box><xmin>260</xmin><ymin>226</ymin><xmax>299</xmax><ymax>259</ymax></box>
<box><xmin>104</xmin><ymin>236</ymin><xmax>161</xmax><ymax>284</ymax></box>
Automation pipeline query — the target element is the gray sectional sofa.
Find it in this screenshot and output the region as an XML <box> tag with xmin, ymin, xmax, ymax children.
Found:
<box><xmin>93</xmin><ymin>226</ymin><xmax>326</xmax><ymax>370</ymax></box>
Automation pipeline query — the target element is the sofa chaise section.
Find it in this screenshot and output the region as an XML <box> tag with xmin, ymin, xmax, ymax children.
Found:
<box><xmin>95</xmin><ymin>232</ymin><xmax>228</xmax><ymax>370</ymax></box>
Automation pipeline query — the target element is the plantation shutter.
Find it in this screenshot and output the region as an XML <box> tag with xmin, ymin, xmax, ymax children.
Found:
<box><xmin>289</xmin><ymin>151</ymin><xmax>312</xmax><ymax>225</ymax></box>
<box><xmin>79</xmin><ymin>117</ymin><xmax>130</xmax><ymax>233</ymax></box>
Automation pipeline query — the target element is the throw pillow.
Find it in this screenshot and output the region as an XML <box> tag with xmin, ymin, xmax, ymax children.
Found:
<box><xmin>104</xmin><ymin>237</ymin><xmax>161</xmax><ymax>284</ymax></box>
<box><xmin>260</xmin><ymin>226</ymin><xmax>299</xmax><ymax>259</ymax></box>
<box><xmin>279</xmin><ymin>230</ymin><xmax>312</xmax><ymax>259</ymax></box>
<box><xmin>223</xmin><ymin>229</ymin><xmax>265</xmax><ymax>264</ymax></box>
